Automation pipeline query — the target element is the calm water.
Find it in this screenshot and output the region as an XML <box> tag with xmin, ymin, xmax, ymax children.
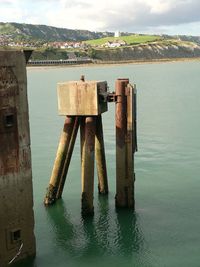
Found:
<box><xmin>16</xmin><ymin>61</ymin><xmax>200</xmax><ymax>267</ymax></box>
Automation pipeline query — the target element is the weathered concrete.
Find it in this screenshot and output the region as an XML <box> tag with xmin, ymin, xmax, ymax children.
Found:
<box><xmin>0</xmin><ymin>49</ymin><xmax>36</xmax><ymax>266</ymax></box>
<box><xmin>57</xmin><ymin>81</ymin><xmax>108</xmax><ymax>116</ymax></box>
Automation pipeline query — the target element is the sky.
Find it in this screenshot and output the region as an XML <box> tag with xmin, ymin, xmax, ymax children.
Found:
<box><xmin>1</xmin><ymin>0</ymin><xmax>200</xmax><ymax>35</ymax></box>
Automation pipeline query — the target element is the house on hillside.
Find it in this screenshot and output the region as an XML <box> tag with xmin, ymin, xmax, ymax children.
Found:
<box><xmin>103</xmin><ymin>40</ymin><xmax>127</xmax><ymax>48</ymax></box>
<box><xmin>46</xmin><ymin>41</ymin><xmax>87</xmax><ymax>49</ymax></box>
<box><xmin>0</xmin><ymin>35</ymin><xmax>9</xmax><ymax>46</ymax></box>
<box><xmin>118</xmin><ymin>40</ymin><xmax>126</xmax><ymax>46</ymax></box>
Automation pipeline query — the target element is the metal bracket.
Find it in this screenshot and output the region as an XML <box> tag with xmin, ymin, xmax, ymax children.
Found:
<box><xmin>107</xmin><ymin>92</ymin><xmax>116</xmax><ymax>102</ymax></box>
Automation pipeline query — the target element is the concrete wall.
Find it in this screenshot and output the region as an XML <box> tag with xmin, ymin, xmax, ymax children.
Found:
<box><xmin>0</xmin><ymin>49</ymin><xmax>36</xmax><ymax>266</ymax></box>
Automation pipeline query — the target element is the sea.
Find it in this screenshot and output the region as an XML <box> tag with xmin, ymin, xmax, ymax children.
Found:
<box><xmin>15</xmin><ymin>60</ymin><xmax>200</xmax><ymax>267</ymax></box>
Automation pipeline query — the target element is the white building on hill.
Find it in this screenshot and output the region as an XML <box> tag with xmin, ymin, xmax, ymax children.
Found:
<box><xmin>115</xmin><ymin>31</ymin><xmax>121</xmax><ymax>38</ymax></box>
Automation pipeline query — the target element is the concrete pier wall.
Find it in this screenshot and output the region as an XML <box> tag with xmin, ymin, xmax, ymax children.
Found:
<box><xmin>0</xmin><ymin>49</ymin><xmax>36</xmax><ymax>267</ymax></box>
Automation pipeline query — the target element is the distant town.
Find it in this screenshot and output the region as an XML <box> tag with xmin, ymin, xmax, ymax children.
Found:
<box><xmin>0</xmin><ymin>31</ymin><xmax>128</xmax><ymax>49</ymax></box>
<box><xmin>1</xmin><ymin>22</ymin><xmax>200</xmax><ymax>64</ymax></box>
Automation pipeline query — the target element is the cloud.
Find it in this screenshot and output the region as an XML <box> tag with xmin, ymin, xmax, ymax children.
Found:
<box><xmin>138</xmin><ymin>0</ymin><xmax>200</xmax><ymax>24</ymax></box>
<box><xmin>61</xmin><ymin>0</ymin><xmax>92</xmax><ymax>8</ymax></box>
<box><xmin>1</xmin><ymin>0</ymin><xmax>17</xmax><ymax>5</ymax></box>
<box><xmin>1</xmin><ymin>0</ymin><xmax>11</xmax><ymax>5</ymax></box>
<box><xmin>1</xmin><ymin>0</ymin><xmax>200</xmax><ymax>34</ymax></box>
<box><xmin>44</xmin><ymin>0</ymin><xmax>200</xmax><ymax>33</ymax></box>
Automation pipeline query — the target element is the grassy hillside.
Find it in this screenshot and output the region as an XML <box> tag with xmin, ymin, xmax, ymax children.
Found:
<box><xmin>0</xmin><ymin>22</ymin><xmax>113</xmax><ymax>42</ymax></box>
<box><xmin>85</xmin><ymin>34</ymin><xmax>162</xmax><ymax>46</ymax></box>
<box><xmin>0</xmin><ymin>23</ymin><xmax>16</xmax><ymax>34</ymax></box>
<box><xmin>30</xmin><ymin>47</ymin><xmax>69</xmax><ymax>60</ymax></box>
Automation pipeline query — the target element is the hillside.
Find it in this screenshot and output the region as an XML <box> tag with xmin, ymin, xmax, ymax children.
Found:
<box><xmin>177</xmin><ymin>35</ymin><xmax>200</xmax><ymax>45</ymax></box>
<box><xmin>0</xmin><ymin>22</ymin><xmax>113</xmax><ymax>42</ymax></box>
<box><xmin>1</xmin><ymin>22</ymin><xmax>200</xmax><ymax>63</ymax></box>
<box><xmin>91</xmin><ymin>40</ymin><xmax>200</xmax><ymax>62</ymax></box>
<box><xmin>85</xmin><ymin>34</ymin><xmax>162</xmax><ymax>46</ymax></box>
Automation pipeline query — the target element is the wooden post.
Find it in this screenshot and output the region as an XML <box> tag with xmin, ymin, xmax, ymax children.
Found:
<box><xmin>95</xmin><ymin>115</ymin><xmax>108</xmax><ymax>194</ymax></box>
<box><xmin>56</xmin><ymin>117</ymin><xmax>79</xmax><ymax>199</ymax></box>
<box><xmin>115</xmin><ymin>79</ymin><xmax>135</xmax><ymax>208</ymax></box>
<box><xmin>44</xmin><ymin>116</ymin><xmax>76</xmax><ymax>205</ymax></box>
<box><xmin>81</xmin><ymin>116</ymin><xmax>96</xmax><ymax>216</ymax></box>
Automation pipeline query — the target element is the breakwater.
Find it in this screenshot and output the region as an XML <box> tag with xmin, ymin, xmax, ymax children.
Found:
<box><xmin>28</xmin><ymin>58</ymin><xmax>92</xmax><ymax>66</ymax></box>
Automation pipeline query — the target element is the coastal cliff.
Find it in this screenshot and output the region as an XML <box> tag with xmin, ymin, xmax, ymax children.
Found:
<box><xmin>93</xmin><ymin>42</ymin><xmax>200</xmax><ymax>62</ymax></box>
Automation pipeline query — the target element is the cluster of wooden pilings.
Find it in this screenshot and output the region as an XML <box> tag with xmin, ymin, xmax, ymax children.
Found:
<box><xmin>44</xmin><ymin>77</ymin><xmax>137</xmax><ymax>216</ymax></box>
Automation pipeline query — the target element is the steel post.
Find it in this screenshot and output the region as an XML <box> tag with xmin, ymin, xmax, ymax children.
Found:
<box><xmin>115</xmin><ymin>78</ymin><xmax>135</xmax><ymax>208</ymax></box>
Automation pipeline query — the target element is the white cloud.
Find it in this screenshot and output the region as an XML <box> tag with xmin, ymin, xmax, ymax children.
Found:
<box><xmin>145</xmin><ymin>0</ymin><xmax>172</xmax><ymax>14</ymax></box>
<box><xmin>1</xmin><ymin>6</ymin><xmax>24</xmax><ymax>22</ymax></box>
<box><xmin>1</xmin><ymin>0</ymin><xmax>200</xmax><ymax>35</ymax></box>
<box><xmin>45</xmin><ymin>0</ymin><xmax>200</xmax><ymax>33</ymax></box>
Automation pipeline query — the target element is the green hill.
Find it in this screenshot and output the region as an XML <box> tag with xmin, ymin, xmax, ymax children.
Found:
<box><xmin>0</xmin><ymin>22</ymin><xmax>113</xmax><ymax>42</ymax></box>
<box><xmin>85</xmin><ymin>34</ymin><xmax>162</xmax><ymax>46</ymax></box>
<box><xmin>1</xmin><ymin>22</ymin><xmax>200</xmax><ymax>62</ymax></box>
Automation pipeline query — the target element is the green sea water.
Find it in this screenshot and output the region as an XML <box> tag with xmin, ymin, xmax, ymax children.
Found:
<box><xmin>15</xmin><ymin>61</ymin><xmax>200</xmax><ymax>267</ymax></box>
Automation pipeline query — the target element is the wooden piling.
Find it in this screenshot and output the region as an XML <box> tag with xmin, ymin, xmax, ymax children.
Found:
<box><xmin>95</xmin><ymin>115</ymin><xmax>108</xmax><ymax>194</ymax></box>
<box><xmin>56</xmin><ymin>117</ymin><xmax>79</xmax><ymax>199</ymax></box>
<box><xmin>115</xmin><ymin>79</ymin><xmax>135</xmax><ymax>208</ymax></box>
<box><xmin>44</xmin><ymin>116</ymin><xmax>76</xmax><ymax>205</ymax></box>
<box><xmin>81</xmin><ymin>116</ymin><xmax>96</xmax><ymax>216</ymax></box>
<box><xmin>44</xmin><ymin>77</ymin><xmax>136</xmax><ymax>215</ymax></box>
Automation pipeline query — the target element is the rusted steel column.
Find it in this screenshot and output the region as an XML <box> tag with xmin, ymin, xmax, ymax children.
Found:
<box><xmin>115</xmin><ymin>78</ymin><xmax>135</xmax><ymax>208</ymax></box>
<box><xmin>133</xmin><ymin>85</ymin><xmax>138</xmax><ymax>152</ymax></box>
<box><xmin>95</xmin><ymin>115</ymin><xmax>108</xmax><ymax>194</ymax></box>
<box><xmin>56</xmin><ymin>117</ymin><xmax>79</xmax><ymax>199</ymax></box>
<box><xmin>126</xmin><ymin>84</ymin><xmax>135</xmax><ymax>208</ymax></box>
<box><xmin>81</xmin><ymin>116</ymin><xmax>96</xmax><ymax>216</ymax></box>
<box><xmin>44</xmin><ymin>116</ymin><xmax>76</xmax><ymax>205</ymax></box>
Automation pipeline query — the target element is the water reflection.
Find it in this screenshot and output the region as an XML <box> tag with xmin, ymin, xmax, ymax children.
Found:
<box><xmin>116</xmin><ymin>209</ymin><xmax>145</xmax><ymax>256</ymax></box>
<box><xmin>45</xmin><ymin>200</ymin><xmax>77</xmax><ymax>257</ymax></box>
<box><xmin>45</xmin><ymin>197</ymin><xmax>149</xmax><ymax>264</ymax></box>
